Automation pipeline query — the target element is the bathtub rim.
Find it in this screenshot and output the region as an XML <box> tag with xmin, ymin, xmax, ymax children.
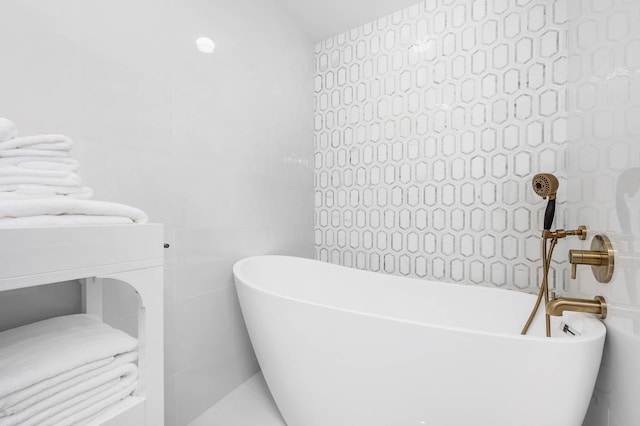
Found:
<box><xmin>233</xmin><ymin>255</ymin><xmax>606</xmax><ymax>344</ymax></box>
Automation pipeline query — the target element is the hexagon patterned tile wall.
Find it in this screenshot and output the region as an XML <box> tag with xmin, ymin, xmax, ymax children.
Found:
<box><xmin>314</xmin><ymin>0</ymin><xmax>568</xmax><ymax>292</ymax></box>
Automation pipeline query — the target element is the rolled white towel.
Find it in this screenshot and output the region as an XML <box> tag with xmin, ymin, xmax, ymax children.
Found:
<box><xmin>0</xmin><ymin>174</ymin><xmax>81</xmax><ymax>187</ymax></box>
<box><xmin>0</xmin><ymin>158</ymin><xmax>80</xmax><ymax>172</ymax></box>
<box><xmin>0</xmin><ymin>199</ymin><xmax>148</xmax><ymax>224</ymax></box>
<box><xmin>0</xmin><ymin>135</ymin><xmax>72</xmax><ymax>151</ymax></box>
<box><xmin>0</xmin><ymin>148</ymin><xmax>69</xmax><ymax>158</ymax></box>
<box><xmin>0</xmin><ymin>119</ymin><xmax>17</xmax><ymax>143</ymax></box>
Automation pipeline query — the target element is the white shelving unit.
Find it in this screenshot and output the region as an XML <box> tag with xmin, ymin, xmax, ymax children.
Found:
<box><xmin>0</xmin><ymin>223</ymin><xmax>165</xmax><ymax>426</ymax></box>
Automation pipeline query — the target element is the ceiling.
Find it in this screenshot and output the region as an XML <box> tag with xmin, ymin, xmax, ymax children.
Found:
<box><xmin>277</xmin><ymin>0</ymin><xmax>421</xmax><ymax>42</ymax></box>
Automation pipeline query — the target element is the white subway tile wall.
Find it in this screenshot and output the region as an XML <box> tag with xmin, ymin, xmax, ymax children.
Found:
<box><xmin>314</xmin><ymin>0</ymin><xmax>568</xmax><ymax>292</ymax></box>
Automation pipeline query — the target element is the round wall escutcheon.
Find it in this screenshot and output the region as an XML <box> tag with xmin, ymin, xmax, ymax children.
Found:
<box><xmin>591</xmin><ymin>235</ymin><xmax>614</xmax><ymax>283</ymax></box>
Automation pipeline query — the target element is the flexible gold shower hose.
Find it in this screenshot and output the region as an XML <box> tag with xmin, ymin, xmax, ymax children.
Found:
<box><xmin>521</xmin><ymin>235</ymin><xmax>558</xmax><ymax>337</ymax></box>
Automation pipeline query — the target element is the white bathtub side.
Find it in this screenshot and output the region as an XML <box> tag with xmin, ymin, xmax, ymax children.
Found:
<box><xmin>234</xmin><ymin>256</ymin><xmax>605</xmax><ymax>426</ymax></box>
<box><xmin>234</xmin><ymin>256</ymin><xmax>603</xmax><ymax>339</ymax></box>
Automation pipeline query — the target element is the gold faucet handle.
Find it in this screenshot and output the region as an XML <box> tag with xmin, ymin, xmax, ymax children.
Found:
<box><xmin>568</xmin><ymin>235</ymin><xmax>615</xmax><ymax>283</ymax></box>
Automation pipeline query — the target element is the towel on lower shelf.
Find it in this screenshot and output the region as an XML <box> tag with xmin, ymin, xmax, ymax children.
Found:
<box><xmin>38</xmin><ymin>372</ymin><xmax>137</xmax><ymax>426</ymax></box>
<box><xmin>0</xmin><ymin>362</ymin><xmax>138</xmax><ymax>426</ymax></box>
<box><xmin>0</xmin><ymin>314</ymin><xmax>137</xmax><ymax>402</ymax></box>
<box><xmin>0</xmin><ymin>315</ymin><xmax>139</xmax><ymax>426</ymax></box>
<box><xmin>0</xmin><ymin>351</ymin><xmax>138</xmax><ymax>416</ymax></box>
<box><xmin>0</xmin><ymin>199</ymin><xmax>148</xmax><ymax>226</ymax></box>
<box><xmin>70</xmin><ymin>385</ymin><xmax>138</xmax><ymax>426</ymax></box>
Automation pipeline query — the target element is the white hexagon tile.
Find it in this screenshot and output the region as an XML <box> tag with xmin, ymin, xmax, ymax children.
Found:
<box><xmin>314</xmin><ymin>0</ymin><xmax>568</xmax><ymax>293</ymax></box>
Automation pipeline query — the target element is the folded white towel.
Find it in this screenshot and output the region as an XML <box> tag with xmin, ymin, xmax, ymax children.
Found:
<box><xmin>78</xmin><ymin>395</ymin><xmax>137</xmax><ymax>426</ymax></box>
<box><xmin>0</xmin><ymin>148</ymin><xmax>69</xmax><ymax>158</ymax></box>
<box><xmin>0</xmin><ymin>174</ymin><xmax>81</xmax><ymax>187</ymax></box>
<box><xmin>0</xmin><ymin>199</ymin><xmax>147</xmax><ymax>224</ymax></box>
<box><xmin>0</xmin><ymin>119</ymin><xmax>17</xmax><ymax>143</ymax></box>
<box><xmin>43</xmin><ymin>373</ymin><xmax>137</xmax><ymax>426</ymax></box>
<box><xmin>0</xmin><ymin>135</ymin><xmax>73</xmax><ymax>151</ymax></box>
<box><xmin>21</xmin><ymin>141</ymin><xmax>72</xmax><ymax>151</ymax></box>
<box><xmin>0</xmin><ymin>165</ymin><xmax>74</xmax><ymax>178</ymax></box>
<box><xmin>0</xmin><ymin>363</ymin><xmax>138</xmax><ymax>426</ymax></box>
<box><xmin>0</xmin><ymin>187</ymin><xmax>93</xmax><ymax>200</ymax></box>
<box><xmin>0</xmin><ymin>215</ymin><xmax>133</xmax><ymax>227</ymax></box>
<box><xmin>0</xmin><ymin>192</ymin><xmax>60</xmax><ymax>200</ymax></box>
<box><xmin>0</xmin><ymin>351</ymin><xmax>138</xmax><ymax>417</ymax></box>
<box><xmin>0</xmin><ymin>157</ymin><xmax>79</xmax><ymax>171</ymax></box>
<box><xmin>0</xmin><ymin>314</ymin><xmax>138</xmax><ymax>401</ymax></box>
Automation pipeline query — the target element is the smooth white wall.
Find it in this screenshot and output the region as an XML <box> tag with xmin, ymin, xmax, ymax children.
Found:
<box><xmin>566</xmin><ymin>1</ymin><xmax>640</xmax><ymax>424</ymax></box>
<box><xmin>0</xmin><ymin>281</ymin><xmax>81</xmax><ymax>332</ymax></box>
<box><xmin>278</xmin><ymin>0</ymin><xmax>422</xmax><ymax>42</ymax></box>
<box><xmin>0</xmin><ymin>1</ymin><xmax>314</xmax><ymax>425</ymax></box>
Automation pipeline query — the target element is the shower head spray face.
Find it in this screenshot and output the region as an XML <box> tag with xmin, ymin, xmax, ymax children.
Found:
<box><xmin>532</xmin><ymin>173</ymin><xmax>559</xmax><ymax>200</ymax></box>
<box><xmin>532</xmin><ymin>173</ymin><xmax>559</xmax><ymax>231</ymax></box>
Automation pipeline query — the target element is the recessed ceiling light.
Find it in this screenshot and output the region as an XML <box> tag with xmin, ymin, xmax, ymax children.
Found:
<box><xmin>196</xmin><ymin>37</ymin><xmax>215</xmax><ymax>54</ymax></box>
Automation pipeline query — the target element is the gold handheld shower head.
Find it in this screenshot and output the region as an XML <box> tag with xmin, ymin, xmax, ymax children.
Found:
<box><xmin>532</xmin><ymin>173</ymin><xmax>559</xmax><ymax>200</ymax></box>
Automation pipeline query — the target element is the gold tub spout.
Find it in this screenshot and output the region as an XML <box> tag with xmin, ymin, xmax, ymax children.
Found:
<box><xmin>545</xmin><ymin>296</ymin><xmax>607</xmax><ymax>319</ymax></box>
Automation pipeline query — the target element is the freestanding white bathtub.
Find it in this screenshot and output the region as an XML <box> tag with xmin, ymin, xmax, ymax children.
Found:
<box><xmin>233</xmin><ymin>255</ymin><xmax>606</xmax><ymax>426</ymax></box>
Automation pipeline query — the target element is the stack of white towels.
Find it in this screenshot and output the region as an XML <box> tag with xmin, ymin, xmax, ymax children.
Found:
<box><xmin>0</xmin><ymin>118</ymin><xmax>147</xmax><ymax>227</ymax></box>
<box><xmin>0</xmin><ymin>314</ymin><xmax>139</xmax><ymax>426</ymax></box>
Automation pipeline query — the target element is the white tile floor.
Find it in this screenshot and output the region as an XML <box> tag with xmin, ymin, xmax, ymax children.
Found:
<box><xmin>189</xmin><ymin>372</ymin><xmax>287</xmax><ymax>426</ymax></box>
